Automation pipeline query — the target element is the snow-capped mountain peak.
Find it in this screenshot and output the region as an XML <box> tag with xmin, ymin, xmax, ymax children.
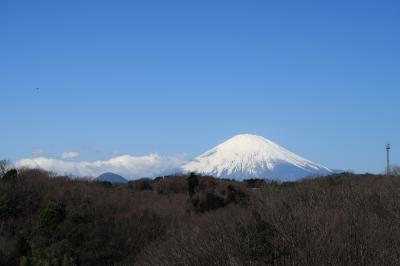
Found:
<box><xmin>182</xmin><ymin>134</ymin><xmax>332</xmax><ymax>181</ymax></box>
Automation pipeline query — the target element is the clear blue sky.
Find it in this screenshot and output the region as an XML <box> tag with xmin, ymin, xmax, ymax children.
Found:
<box><xmin>1</xmin><ymin>0</ymin><xmax>399</xmax><ymax>173</ymax></box>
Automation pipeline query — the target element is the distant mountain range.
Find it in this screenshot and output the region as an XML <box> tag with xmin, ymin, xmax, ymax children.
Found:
<box><xmin>182</xmin><ymin>134</ymin><xmax>332</xmax><ymax>181</ymax></box>
<box><xmin>96</xmin><ymin>172</ymin><xmax>128</xmax><ymax>184</ymax></box>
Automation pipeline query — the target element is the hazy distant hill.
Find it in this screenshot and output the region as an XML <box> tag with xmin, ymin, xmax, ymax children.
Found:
<box><xmin>96</xmin><ymin>172</ymin><xmax>128</xmax><ymax>183</ymax></box>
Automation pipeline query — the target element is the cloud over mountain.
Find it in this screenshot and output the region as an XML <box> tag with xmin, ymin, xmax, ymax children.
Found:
<box><xmin>16</xmin><ymin>154</ymin><xmax>185</xmax><ymax>180</ymax></box>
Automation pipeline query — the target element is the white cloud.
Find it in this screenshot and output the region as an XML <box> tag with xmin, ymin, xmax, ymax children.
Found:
<box><xmin>61</xmin><ymin>152</ymin><xmax>80</xmax><ymax>160</ymax></box>
<box><xmin>16</xmin><ymin>153</ymin><xmax>186</xmax><ymax>180</ymax></box>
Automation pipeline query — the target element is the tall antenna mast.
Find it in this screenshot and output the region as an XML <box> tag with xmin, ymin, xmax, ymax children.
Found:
<box><xmin>386</xmin><ymin>144</ymin><xmax>391</xmax><ymax>175</ymax></box>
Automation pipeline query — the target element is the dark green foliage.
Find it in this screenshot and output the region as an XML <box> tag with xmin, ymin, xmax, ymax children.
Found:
<box><xmin>128</xmin><ymin>178</ymin><xmax>153</xmax><ymax>191</ymax></box>
<box><xmin>154</xmin><ymin>175</ymin><xmax>187</xmax><ymax>194</ymax></box>
<box><xmin>0</xmin><ymin>193</ymin><xmax>17</xmax><ymax>218</ymax></box>
<box><xmin>239</xmin><ymin>212</ymin><xmax>289</xmax><ymax>263</ymax></box>
<box><xmin>2</xmin><ymin>169</ymin><xmax>18</xmax><ymax>182</ymax></box>
<box><xmin>225</xmin><ymin>185</ymin><xmax>249</xmax><ymax>206</ymax></box>
<box><xmin>191</xmin><ymin>193</ymin><xmax>226</xmax><ymax>213</ymax></box>
<box><xmin>244</xmin><ymin>178</ymin><xmax>267</xmax><ymax>188</ymax></box>
<box><xmin>153</xmin><ymin>176</ymin><xmax>163</xmax><ymax>181</ymax></box>
<box><xmin>187</xmin><ymin>172</ymin><xmax>199</xmax><ymax>197</ymax></box>
<box><xmin>98</xmin><ymin>181</ymin><xmax>112</xmax><ymax>187</ymax></box>
<box><xmin>39</xmin><ymin>200</ymin><xmax>66</xmax><ymax>233</ymax></box>
<box><xmin>188</xmin><ymin>176</ymin><xmax>248</xmax><ymax>212</ymax></box>
<box><xmin>18</xmin><ymin>250</ymin><xmax>75</xmax><ymax>266</ymax></box>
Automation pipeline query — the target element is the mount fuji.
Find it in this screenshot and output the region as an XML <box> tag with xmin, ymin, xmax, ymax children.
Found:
<box><xmin>181</xmin><ymin>134</ymin><xmax>332</xmax><ymax>181</ymax></box>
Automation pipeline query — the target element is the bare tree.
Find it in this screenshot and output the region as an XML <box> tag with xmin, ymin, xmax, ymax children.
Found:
<box><xmin>0</xmin><ymin>159</ymin><xmax>11</xmax><ymax>177</ymax></box>
<box><xmin>389</xmin><ymin>165</ymin><xmax>400</xmax><ymax>176</ymax></box>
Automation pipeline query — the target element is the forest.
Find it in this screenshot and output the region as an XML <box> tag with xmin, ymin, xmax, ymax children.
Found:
<box><xmin>1</xmin><ymin>161</ymin><xmax>400</xmax><ymax>265</ymax></box>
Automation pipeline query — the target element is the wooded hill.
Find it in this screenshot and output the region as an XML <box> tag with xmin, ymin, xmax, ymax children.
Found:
<box><xmin>1</xmin><ymin>167</ymin><xmax>400</xmax><ymax>265</ymax></box>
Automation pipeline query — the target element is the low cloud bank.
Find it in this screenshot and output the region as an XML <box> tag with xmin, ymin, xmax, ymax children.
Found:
<box><xmin>16</xmin><ymin>154</ymin><xmax>186</xmax><ymax>180</ymax></box>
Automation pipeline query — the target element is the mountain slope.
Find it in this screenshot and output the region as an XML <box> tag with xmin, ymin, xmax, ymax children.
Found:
<box><xmin>182</xmin><ymin>134</ymin><xmax>332</xmax><ymax>181</ymax></box>
<box><xmin>96</xmin><ymin>172</ymin><xmax>128</xmax><ymax>183</ymax></box>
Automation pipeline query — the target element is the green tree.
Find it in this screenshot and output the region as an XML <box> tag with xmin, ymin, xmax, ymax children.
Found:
<box><xmin>39</xmin><ymin>200</ymin><xmax>66</xmax><ymax>234</ymax></box>
<box><xmin>187</xmin><ymin>173</ymin><xmax>199</xmax><ymax>198</ymax></box>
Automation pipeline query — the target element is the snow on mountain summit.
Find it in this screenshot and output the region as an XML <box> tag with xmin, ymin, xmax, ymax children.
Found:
<box><xmin>182</xmin><ymin>134</ymin><xmax>332</xmax><ymax>181</ymax></box>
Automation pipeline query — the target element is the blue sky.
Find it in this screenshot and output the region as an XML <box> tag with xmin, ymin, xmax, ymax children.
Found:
<box><xmin>1</xmin><ymin>0</ymin><xmax>400</xmax><ymax>174</ymax></box>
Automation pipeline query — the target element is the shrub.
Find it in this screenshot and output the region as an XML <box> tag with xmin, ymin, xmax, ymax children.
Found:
<box><xmin>0</xmin><ymin>195</ymin><xmax>16</xmax><ymax>218</ymax></box>
<box><xmin>2</xmin><ymin>169</ymin><xmax>18</xmax><ymax>183</ymax></box>
<box><xmin>98</xmin><ymin>181</ymin><xmax>112</xmax><ymax>187</ymax></box>
<box><xmin>243</xmin><ymin>178</ymin><xmax>267</xmax><ymax>188</ymax></box>
<box><xmin>239</xmin><ymin>212</ymin><xmax>290</xmax><ymax>263</ymax></box>
<box><xmin>128</xmin><ymin>178</ymin><xmax>153</xmax><ymax>191</ymax></box>
<box><xmin>39</xmin><ymin>200</ymin><xmax>66</xmax><ymax>234</ymax></box>
<box><xmin>225</xmin><ymin>185</ymin><xmax>249</xmax><ymax>206</ymax></box>
<box><xmin>154</xmin><ymin>175</ymin><xmax>187</xmax><ymax>194</ymax></box>
<box><xmin>191</xmin><ymin>193</ymin><xmax>226</xmax><ymax>213</ymax></box>
<box><xmin>187</xmin><ymin>172</ymin><xmax>199</xmax><ymax>197</ymax></box>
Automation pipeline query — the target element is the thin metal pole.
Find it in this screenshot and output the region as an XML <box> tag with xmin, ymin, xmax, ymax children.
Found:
<box><xmin>386</xmin><ymin>144</ymin><xmax>391</xmax><ymax>175</ymax></box>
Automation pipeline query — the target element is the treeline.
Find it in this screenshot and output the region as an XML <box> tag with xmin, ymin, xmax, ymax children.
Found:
<box><xmin>1</xmin><ymin>165</ymin><xmax>400</xmax><ymax>265</ymax></box>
